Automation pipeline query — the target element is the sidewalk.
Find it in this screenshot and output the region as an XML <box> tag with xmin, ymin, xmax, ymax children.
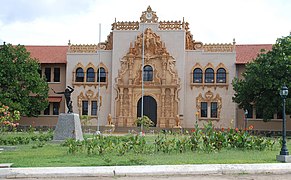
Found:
<box><xmin>1</xmin><ymin>163</ymin><xmax>291</xmax><ymax>179</ymax></box>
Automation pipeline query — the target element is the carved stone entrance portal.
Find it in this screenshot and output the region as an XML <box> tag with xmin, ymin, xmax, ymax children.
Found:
<box><xmin>115</xmin><ymin>28</ymin><xmax>180</xmax><ymax>128</ymax></box>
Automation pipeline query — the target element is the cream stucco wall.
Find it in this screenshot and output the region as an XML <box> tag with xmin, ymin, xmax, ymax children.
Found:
<box><xmin>66</xmin><ymin>52</ymin><xmax>112</xmax><ymax>126</ymax></box>
<box><xmin>184</xmin><ymin>51</ymin><xmax>237</xmax><ymax>128</ymax></box>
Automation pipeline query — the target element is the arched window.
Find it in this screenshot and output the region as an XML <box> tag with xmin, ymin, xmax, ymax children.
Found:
<box><xmin>143</xmin><ymin>65</ymin><xmax>153</xmax><ymax>81</ymax></box>
<box><xmin>193</xmin><ymin>68</ymin><xmax>203</xmax><ymax>83</ymax></box>
<box><xmin>216</xmin><ymin>68</ymin><xmax>226</xmax><ymax>83</ymax></box>
<box><xmin>76</xmin><ymin>67</ymin><xmax>84</xmax><ymax>82</ymax></box>
<box><xmin>205</xmin><ymin>68</ymin><xmax>214</xmax><ymax>83</ymax></box>
<box><xmin>86</xmin><ymin>68</ymin><xmax>95</xmax><ymax>82</ymax></box>
<box><xmin>97</xmin><ymin>67</ymin><xmax>106</xmax><ymax>82</ymax></box>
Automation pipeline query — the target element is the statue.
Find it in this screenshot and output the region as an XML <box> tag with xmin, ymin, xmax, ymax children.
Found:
<box><xmin>52</xmin><ymin>86</ymin><xmax>74</xmax><ymax>113</ymax></box>
<box><xmin>105</xmin><ymin>113</ymin><xmax>115</xmax><ymax>133</ymax></box>
<box><xmin>175</xmin><ymin>115</ymin><xmax>181</xmax><ymax>127</ymax></box>
<box><xmin>107</xmin><ymin>114</ymin><xmax>113</xmax><ymax>125</ymax></box>
<box><xmin>174</xmin><ymin>114</ymin><xmax>182</xmax><ymax>129</ymax></box>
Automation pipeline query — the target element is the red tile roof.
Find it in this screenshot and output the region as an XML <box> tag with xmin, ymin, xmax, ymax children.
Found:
<box><xmin>24</xmin><ymin>44</ymin><xmax>272</xmax><ymax>65</ymax></box>
<box><xmin>236</xmin><ymin>44</ymin><xmax>272</xmax><ymax>64</ymax></box>
<box><xmin>25</xmin><ymin>46</ymin><xmax>68</xmax><ymax>64</ymax></box>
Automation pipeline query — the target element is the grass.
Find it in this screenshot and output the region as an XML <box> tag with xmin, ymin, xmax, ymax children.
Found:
<box><xmin>0</xmin><ymin>133</ymin><xmax>286</xmax><ymax>167</ymax></box>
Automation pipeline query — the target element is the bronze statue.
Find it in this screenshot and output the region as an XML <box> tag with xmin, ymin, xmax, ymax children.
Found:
<box><xmin>52</xmin><ymin>86</ymin><xmax>74</xmax><ymax>113</ymax></box>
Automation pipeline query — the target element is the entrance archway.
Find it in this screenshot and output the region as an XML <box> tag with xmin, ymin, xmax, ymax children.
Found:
<box><xmin>137</xmin><ymin>96</ymin><xmax>157</xmax><ymax>126</ymax></box>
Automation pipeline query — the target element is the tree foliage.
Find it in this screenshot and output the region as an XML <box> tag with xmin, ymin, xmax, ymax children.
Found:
<box><xmin>0</xmin><ymin>43</ymin><xmax>49</xmax><ymax>117</ymax></box>
<box><xmin>233</xmin><ymin>35</ymin><xmax>291</xmax><ymax>121</ymax></box>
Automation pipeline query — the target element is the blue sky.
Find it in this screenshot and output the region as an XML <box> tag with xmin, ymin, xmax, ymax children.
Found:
<box><xmin>0</xmin><ymin>0</ymin><xmax>290</xmax><ymax>45</ymax></box>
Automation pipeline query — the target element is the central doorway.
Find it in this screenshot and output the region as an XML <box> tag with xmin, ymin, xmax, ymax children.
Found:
<box><xmin>137</xmin><ymin>96</ymin><xmax>157</xmax><ymax>126</ymax></box>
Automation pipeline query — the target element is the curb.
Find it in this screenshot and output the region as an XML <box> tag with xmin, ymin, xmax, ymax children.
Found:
<box><xmin>1</xmin><ymin>163</ymin><xmax>291</xmax><ymax>178</ymax></box>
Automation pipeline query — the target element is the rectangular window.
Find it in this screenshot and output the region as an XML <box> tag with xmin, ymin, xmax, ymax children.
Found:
<box><xmin>82</xmin><ymin>101</ymin><xmax>88</xmax><ymax>115</ymax></box>
<box><xmin>277</xmin><ymin>111</ymin><xmax>283</xmax><ymax>119</ymax></box>
<box><xmin>44</xmin><ymin>104</ymin><xmax>50</xmax><ymax>115</ymax></box>
<box><xmin>255</xmin><ymin>108</ymin><xmax>263</xmax><ymax>119</ymax></box>
<box><xmin>38</xmin><ymin>68</ymin><xmax>42</xmax><ymax>78</ymax></box>
<box><xmin>211</xmin><ymin>102</ymin><xmax>218</xmax><ymax>118</ymax></box>
<box><xmin>44</xmin><ymin>67</ymin><xmax>51</xmax><ymax>82</ymax></box>
<box><xmin>53</xmin><ymin>102</ymin><xmax>60</xmax><ymax>115</ymax></box>
<box><xmin>91</xmin><ymin>101</ymin><xmax>98</xmax><ymax>116</ymax></box>
<box><xmin>246</xmin><ymin>106</ymin><xmax>253</xmax><ymax>118</ymax></box>
<box><xmin>201</xmin><ymin>102</ymin><xmax>207</xmax><ymax>118</ymax></box>
<box><xmin>53</xmin><ymin>68</ymin><xmax>60</xmax><ymax>82</ymax></box>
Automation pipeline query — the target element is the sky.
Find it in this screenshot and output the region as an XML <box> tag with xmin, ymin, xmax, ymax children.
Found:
<box><xmin>0</xmin><ymin>0</ymin><xmax>290</xmax><ymax>45</ymax></box>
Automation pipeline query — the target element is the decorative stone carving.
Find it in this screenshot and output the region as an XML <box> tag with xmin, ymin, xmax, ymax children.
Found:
<box><xmin>77</xmin><ymin>91</ymin><xmax>102</xmax><ymax>115</ymax></box>
<box><xmin>127</xmin><ymin>28</ymin><xmax>168</xmax><ymax>57</ymax></box>
<box><xmin>159</xmin><ymin>21</ymin><xmax>182</xmax><ymax>30</ymax></box>
<box><xmin>203</xmin><ymin>43</ymin><xmax>234</xmax><ymax>52</ymax></box>
<box><xmin>111</xmin><ymin>21</ymin><xmax>139</xmax><ymax>30</ymax></box>
<box><xmin>196</xmin><ymin>91</ymin><xmax>222</xmax><ymax>120</ymax></box>
<box><xmin>140</xmin><ymin>6</ymin><xmax>158</xmax><ymax>23</ymax></box>
<box><xmin>185</xmin><ymin>30</ymin><xmax>203</xmax><ymax>50</ymax></box>
<box><xmin>115</xmin><ymin>28</ymin><xmax>180</xmax><ymax>128</ymax></box>
<box><xmin>68</xmin><ymin>32</ymin><xmax>113</xmax><ymax>53</ymax></box>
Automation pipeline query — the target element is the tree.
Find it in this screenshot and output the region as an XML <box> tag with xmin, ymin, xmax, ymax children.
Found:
<box><xmin>0</xmin><ymin>43</ymin><xmax>49</xmax><ymax>117</ymax></box>
<box><xmin>233</xmin><ymin>34</ymin><xmax>291</xmax><ymax>121</ymax></box>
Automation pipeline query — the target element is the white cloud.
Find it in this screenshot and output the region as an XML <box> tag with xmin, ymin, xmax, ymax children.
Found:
<box><xmin>0</xmin><ymin>0</ymin><xmax>290</xmax><ymax>45</ymax></box>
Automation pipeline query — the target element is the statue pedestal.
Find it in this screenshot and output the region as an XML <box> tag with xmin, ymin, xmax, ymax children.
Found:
<box><xmin>172</xmin><ymin>126</ymin><xmax>183</xmax><ymax>134</ymax></box>
<box><xmin>53</xmin><ymin>113</ymin><xmax>84</xmax><ymax>141</ymax></box>
<box><xmin>104</xmin><ymin>124</ymin><xmax>115</xmax><ymax>134</ymax></box>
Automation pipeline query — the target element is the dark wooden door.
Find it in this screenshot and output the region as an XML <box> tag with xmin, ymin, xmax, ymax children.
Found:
<box><xmin>137</xmin><ymin>96</ymin><xmax>157</xmax><ymax>126</ymax></box>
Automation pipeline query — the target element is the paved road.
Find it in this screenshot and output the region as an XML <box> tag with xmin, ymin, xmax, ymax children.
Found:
<box><xmin>9</xmin><ymin>173</ymin><xmax>291</xmax><ymax>180</ymax></box>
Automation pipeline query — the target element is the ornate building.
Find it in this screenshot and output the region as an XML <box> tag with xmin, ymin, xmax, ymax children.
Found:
<box><xmin>20</xmin><ymin>6</ymin><xmax>290</xmax><ymax>130</ymax></box>
<box><xmin>66</xmin><ymin>6</ymin><xmax>236</xmax><ymax>129</ymax></box>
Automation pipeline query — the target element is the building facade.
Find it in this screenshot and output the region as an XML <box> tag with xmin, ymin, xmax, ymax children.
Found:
<box><xmin>20</xmin><ymin>6</ymin><xmax>290</xmax><ymax>130</ymax></box>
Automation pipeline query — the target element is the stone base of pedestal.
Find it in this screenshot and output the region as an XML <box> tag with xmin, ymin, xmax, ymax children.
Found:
<box><xmin>276</xmin><ymin>155</ymin><xmax>291</xmax><ymax>163</ymax></box>
<box><xmin>53</xmin><ymin>113</ymin><xmax>84</xmax><ymax>141</ymax></box>
<box><xmin>104</xmin><ymin>125</ymin><xmax>115</xmax><ymax>134</ymax></box>
<box><xmin>172</xmin><ymin>126</ymin><xmax>183</xmax><ymax>133</ymax></box>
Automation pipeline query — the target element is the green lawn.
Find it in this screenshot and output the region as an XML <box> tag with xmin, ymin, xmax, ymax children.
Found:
<box><xmin>0</xmin><ymin>136</ymin><xmax>286</xmax><ymax>167</ymax></box>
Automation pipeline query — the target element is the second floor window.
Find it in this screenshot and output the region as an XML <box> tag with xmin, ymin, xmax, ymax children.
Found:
<box><xmin>76</xmin><ymin>68</ymin><xmax>84</xmax><ymax>82</ymax></box>
<box><xmin>143</xmin><ymin>65</ymin><xmax>153</xmax><ymax>81</ymax></box>
<box><xmin>216</xmin><ymin>68</ymin><xmax>226</xmax><ymax>83</ymax></box>
<box><xmin>54</xmin><ymin>68</ymin><xmax>60</xmax><ymax>82</ymax></box>
<box><xmin>205</xmin><ymin>68</ymin><xmax>214</xmax><ymax>83</ymax></box>
<box><xmin>97</xmin><ymin>67</ymin><xmax>106</xmax><ymax>82</ymax></box>
<box><xmin>45</xmin><ymin>68</ymin><xmax>51</xmax><ymax>82</ymax></box>
<box><xmin>193</xmin><ymin>68</ymin><xmax>203</xmax><ymax>83</ymax></box>
<box><xmin>86</xmin><ymin>68</ymin><xmax>95</xmax><ymax>82</ymax></box>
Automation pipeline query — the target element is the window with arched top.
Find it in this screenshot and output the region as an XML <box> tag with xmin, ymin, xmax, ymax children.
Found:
<box><xmin>86</xmin><ymin>68</ymin><xmax>95</xmax><ymax>82</ymax></box>
<box><xmin>205</xmin><ymin>68</ymin><xmax>214</xmax><ymax>83</ymax></box>
<box><xmin>143</xmin><ymin>65</ymin><xmax>153</xmax><ymax>81</ymax></box>
<box><xmin>193</xmin><ymin>68</ymin><xmax>203</xmax><ymax>83</ymax></box>
<box><xmin>76</xmin><ymin>67</ymin><xmax>84</xmax><ymax>82</ymax></box>
<box><xmin>216</xmin><ymin>68</ymin><xmax>226</xmax><ymax>83</ymax></box>
<box><xmin>97</xmin><ymin>67</ymin><xmax>106</xmax><ymax>82</ymax></box>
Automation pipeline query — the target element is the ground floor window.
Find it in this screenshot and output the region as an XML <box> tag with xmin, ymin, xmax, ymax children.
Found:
<box><xmin>81</xmin><ymin>100</ymin><xmax>98</xmax><ymax>116</ymax></box>
<box><xmin>211</xmin><ymin>102</ymin><xmax>217</xmax><ymax>118</ymax></box>
<box><xmin>200</xmin><ymin>101</ymin><xmax>218</xmax><ymax>119</ymax></box>
<box><xmin>201</xmin><ymin>102</ymin><xmax>208</xmax><ymax>118</ymax></box>
<box><xmin>196</xmin><ymin>91</ymin><xmax>222</xmax><ymax>120</ymax></box>
<box><xmin>91</xmin><ymin>101</ymin><xmax>98</xmax><ymax>116</ymax></box>
<box><xmin>43</xmin><ymin>102</ymin><xmax>60</xmax><ymax>115</ymax></box>
<box><xmin>82</xmin><ymin>101</ymin><xmax>88</xmax><ymax>115</ymax></box>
